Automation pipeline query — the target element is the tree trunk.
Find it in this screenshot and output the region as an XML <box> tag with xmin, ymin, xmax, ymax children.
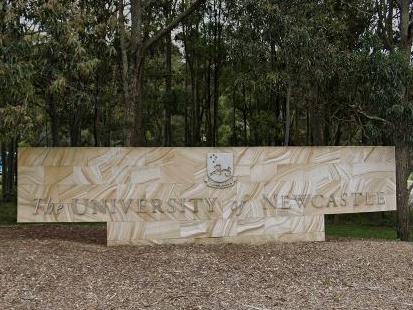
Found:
<box><xmin>13</xmin><ymin>138</ymin><xmax>17</xmax><ymax>190</ymax></box>
<box><xmin>232</xmin><ymin>87</ymin><xmax>237</xmax><ymax>146</ymax></box>
<box><xmin>206</xmin><ymin>61</ymin><xmax>213</xmax><ymax>146</ymax></box>
<box><xmin>184</xmin><ymin>63</ymin><xmax>190</xmax><ymax>146</ymax></box>
<box><xmin>182</xmin><ymin>25</ymin><xmax>193</xmax><ymax>146</ymax></box>
<box><xmin>7</xmin><ymin>139</ymin><xmax>14</xmax><ymax>197</ymax></box>
<box><xmin>1</xmin><ymin>142</ymin><xmax>6</xmax><ymax>201</ymax></box>
<box><xmin>6</xmin><ymin>139</ymin><xmax>15</xmax><ymax>200</ymax></box>
<box><xmin>212</xmin><ymin>65</ymin><xmax>219</xmax><ymax>146</ymax></box>
<box><xmin>190</xmin><ymin>64</ymin><xmax>197</xmax><ymax>146</ymax></box>
<box><xmin>334</xmin><ymin>123</ymin><xmax>342</xmax><ymax>146</ymax></box>
<box><xmin>284</xmin><ymin>83</ymin><xmax>291</xmax><ymax>146</ymax></box>
<box><xmin>47</xmin><ymin>94</ymin><xmax>60</xmax><ymax>147</ymax></box>
<box><xmin>118</xmin><ymin>0</ymin><xmax>130</xmax><ymax>144</ymax></box>
<box><xmin>93</xmin><ymin>94</ymin><xmax>100</xmax><ymax>147</ymax></box>
<box><xmin>211</xmin><ymin>0</ymin><xmax>222</xmax><ymax>147</ymax></box>
<box><xmin>306</xmin><ymin>106</ymin><xmax>310</xmax><ymax>145</ymax></box>
<box><xmin>400</xmin><ymin>0</ymin><xmax>411</xmax><ymax>60</ymax></box>
<box><xmin>310</xmin><ymin>89</ymin><xmax>324</xmax><ymax>146</ymax></box>
<box><xmin>130</xmin><ymin>57</ymin><xmax>146</xmax><ymax>146</ymax></box>
<box><xmin>93</xmin><ymin>71</ymin><xmax>102</xmax><ymax>147</ymax></box>
<box><xmin>243</xmin><ymin>87</ymin><xmax>248</xmax><ymax>145</ymax></box>
<box><xmin>395</xmin><ymin>0</ymin><xmax>412</xmax><ymax>241</ymax></box>
<box><xmin>70</xmin><ymin>104</ymin><xmax>81</xmax><ymax>147</ymax></box>
<box><xmin>396</xmin><ymin>144</ymin><xmax>410</xmax><ymax>241</ymax></box>
<box><xmin>163</xmin><ymin>5</ymin><xmax>172</xmax><ymax>146</ymax></box>
<box><xmin>129</xmin><ymin>0</ymin><xmax>146</xmax><ymax>146</ymax></box>
<box><xmin>182</xmin><ymin>19</ymin><xmax>202</xmax><ymax>146</ymax></box>
<box><xmin>194</xmin><ymin>61</ymin><xmax>201</xmax><ymax>145</ymax></box>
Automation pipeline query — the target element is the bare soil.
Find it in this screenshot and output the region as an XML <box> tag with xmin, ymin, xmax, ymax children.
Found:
<box><xmin>1</xmin><ymin>225</ymin><xmax>413</xmax><ymax>309</ymax></box>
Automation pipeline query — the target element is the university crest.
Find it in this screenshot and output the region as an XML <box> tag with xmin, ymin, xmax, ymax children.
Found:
<box><xmin>205</xmin><ymin>153</ymin><xmax>236</xmax><ymax>188</ymax></box>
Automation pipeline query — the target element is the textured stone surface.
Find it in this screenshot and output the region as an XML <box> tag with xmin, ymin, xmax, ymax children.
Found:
<box><xmin>17</xmin><ymin>146</ymin><xmax>396</xmax><ymax>244</ymax></box>
<box><xmin>107</xmin><ymin>215</ymin><xmax>325</xmax><ymax>245</ymax></box>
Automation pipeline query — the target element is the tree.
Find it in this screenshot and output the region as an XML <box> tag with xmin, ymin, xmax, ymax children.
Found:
<box><xmin>370</xmin><ymin>0</ymin><xmax>413</xmax><ymax>240</ymax></box>
<box><xmin>118</xmin><ymin>0</ymin><xmax>206</xmax><ymax>146</ymax></box>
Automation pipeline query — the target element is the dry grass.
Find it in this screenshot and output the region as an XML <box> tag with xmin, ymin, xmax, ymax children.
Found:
<box><xmin>1</xmin><ymin>225</ymin><xmax>413</xmax><ymax>309</ymax></box>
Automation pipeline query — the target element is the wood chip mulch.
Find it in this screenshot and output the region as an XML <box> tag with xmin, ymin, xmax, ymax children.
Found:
<box><xmin>1</xmin><ymin>225</ymin><xmax>413</xmax><ymax>309</ymax></box>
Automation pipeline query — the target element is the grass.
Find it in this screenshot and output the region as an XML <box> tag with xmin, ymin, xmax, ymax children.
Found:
<box><xmin>326</xmin><ymin>224</ymin><xmax>413</xmax><ymax>241</ymax></box>
<box><xmin>0</xmin><ymin>200</ymin><xmax>17</xmax><ymax>225</ymax></box>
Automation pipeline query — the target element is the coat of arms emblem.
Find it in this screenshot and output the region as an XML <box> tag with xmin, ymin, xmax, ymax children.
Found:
<box><xmin>205</xmin><ymin>153</ymin><xmax>236</xmax><ymax>188</ymax></box>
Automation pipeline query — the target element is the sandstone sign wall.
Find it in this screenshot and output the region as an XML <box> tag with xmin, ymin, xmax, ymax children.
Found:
<box><xmin>17</xmin><ymin>147</ymin><xmax>396</xmax><ymax>245</ymax></box>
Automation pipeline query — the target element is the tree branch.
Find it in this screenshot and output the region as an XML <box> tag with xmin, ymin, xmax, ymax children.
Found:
<box><xmin>351</xmin><ymin>105</ymin><xmax>392</xmax><ymax>124</ymax></box>
<box><xmin>143</xmin><ymin>0</ymin><xmax>205</xmax><ymax>51</ymax></box>
<box><xmin>408</xmin><ymin>181</ymin><xmax>413</xmax><ymax>195</ymax></box>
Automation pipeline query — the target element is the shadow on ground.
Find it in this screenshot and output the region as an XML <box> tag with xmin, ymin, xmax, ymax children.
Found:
<box><xmin>0</xmin><ymin>224</ymin><xmax>107</xmax><ymax>245</ymax></box>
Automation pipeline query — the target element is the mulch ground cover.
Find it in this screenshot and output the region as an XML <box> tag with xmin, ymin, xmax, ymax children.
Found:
<box><xmin>1</xmin><ymin>225</ymin><xmax>413</xmax><ymax>309</ymax></box>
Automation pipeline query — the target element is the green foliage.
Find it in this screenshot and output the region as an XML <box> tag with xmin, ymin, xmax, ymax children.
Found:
<box><xmin>0</xmin><ymin>0</ymin><xmax>411</xmax><ymax>151</ymax></box>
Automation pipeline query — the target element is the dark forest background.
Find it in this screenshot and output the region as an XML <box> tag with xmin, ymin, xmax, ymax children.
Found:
<box><xmin>0</xmin><ymin>0</ymin><xmax>412</xmax><ymax>239</ymax></box>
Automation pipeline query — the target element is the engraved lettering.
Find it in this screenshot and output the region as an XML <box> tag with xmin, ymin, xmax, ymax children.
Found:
<box><xmin>72</xmin><ymin>199</ymin><xmax>87</xmax><ymax>215</ymax></box>
<box><xmin>137</xmin><ymin>199</ymin><xmax>147</xmax><ymax>213</ymax></box>
<box><xmin>44</xmin><ymin>198</ymin><xmax>55</xmax><ymax>215</ymax></box>
<box><xmin>340</xmin><ymin>193</ymin><xmax>348</xmax><ymax>207</ymax></box>
<box><xmin>120</xmin><ymin>199</ymin><xmax>133</xmax><ymax>214</ymax></box>
<box><xmin>377</xmin><ymin>192</ymin><xmax>385</xmax><ymax>205</ymax></box>
<box><xmin>90</xmin><ymin>199</ymin><xmax>107</xmax><ymax>214</ymax></box>
<box><xmin>352</xmin><ymin>192</ymin><xmax>363</xmax><ymax>206</ymax></box>
<box><xmin>262</xmin><ymin>193</ymin><xmax>277</xmax><ymax>210</ymax></box>
<box><xmin>327</xmin><ymin>194</ymin><xmax>338</xmax><ymax>208</ymax></box>
<box><xmin>281</xmin><ymin>195</ymin><xmax>291</xmax><ymax>209</ymax></box>
<box><xmin>293</xmin><ymin>195</ymin><xmax>306</xmax><ymax>208</ymax></box>
<box><xmin>311</xmin><ymin>195</ymin><xmax>325</xmax><ymax>208</ymax></box>
<box><xmin>56</xmin><ymin>203</ymin><xmax>64</xmax><ymax>214</ymax></box>
<box><xmin>366</xmin><ymin>192</ymin><xmax>376</xmax><ymax>205</ymax></box>
<box><xmin>204</xmin><ymin>198</ymin><xmax>218</xmax><ymax>212</ymax></box>
<box><xmin>166</xmin><ymin>198</ymin><xmax>177</xmax><ymax>213</ymax></box>
<box><xmin>151</xmin><ymin>199</ymin><xmax>163</xmax><ymax>213</ymax></box>
<box><xmin>189</xmin><ymin>198</ymin><xmax>202</xmax><ymax>213</ymax></box>
<box><xmin>33</xmin><ymin>198</ymin><xmax>42</xmax><ymax>215</ymax></box>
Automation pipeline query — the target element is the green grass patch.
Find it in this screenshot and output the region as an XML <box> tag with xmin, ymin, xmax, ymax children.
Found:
<box><xmin>0</xmin><ymin>185</ymin><xmax>17</xmax><ymax>225</ymax></box>
<box><xmin>0</xmin><ymin>200</ymin><xmax>17</xmax><ymax>225</ymax></box>
<box><xmin>326</xmin><ymin>224</ymin><xmax>413</xmax><ymax>241</ymax></box>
